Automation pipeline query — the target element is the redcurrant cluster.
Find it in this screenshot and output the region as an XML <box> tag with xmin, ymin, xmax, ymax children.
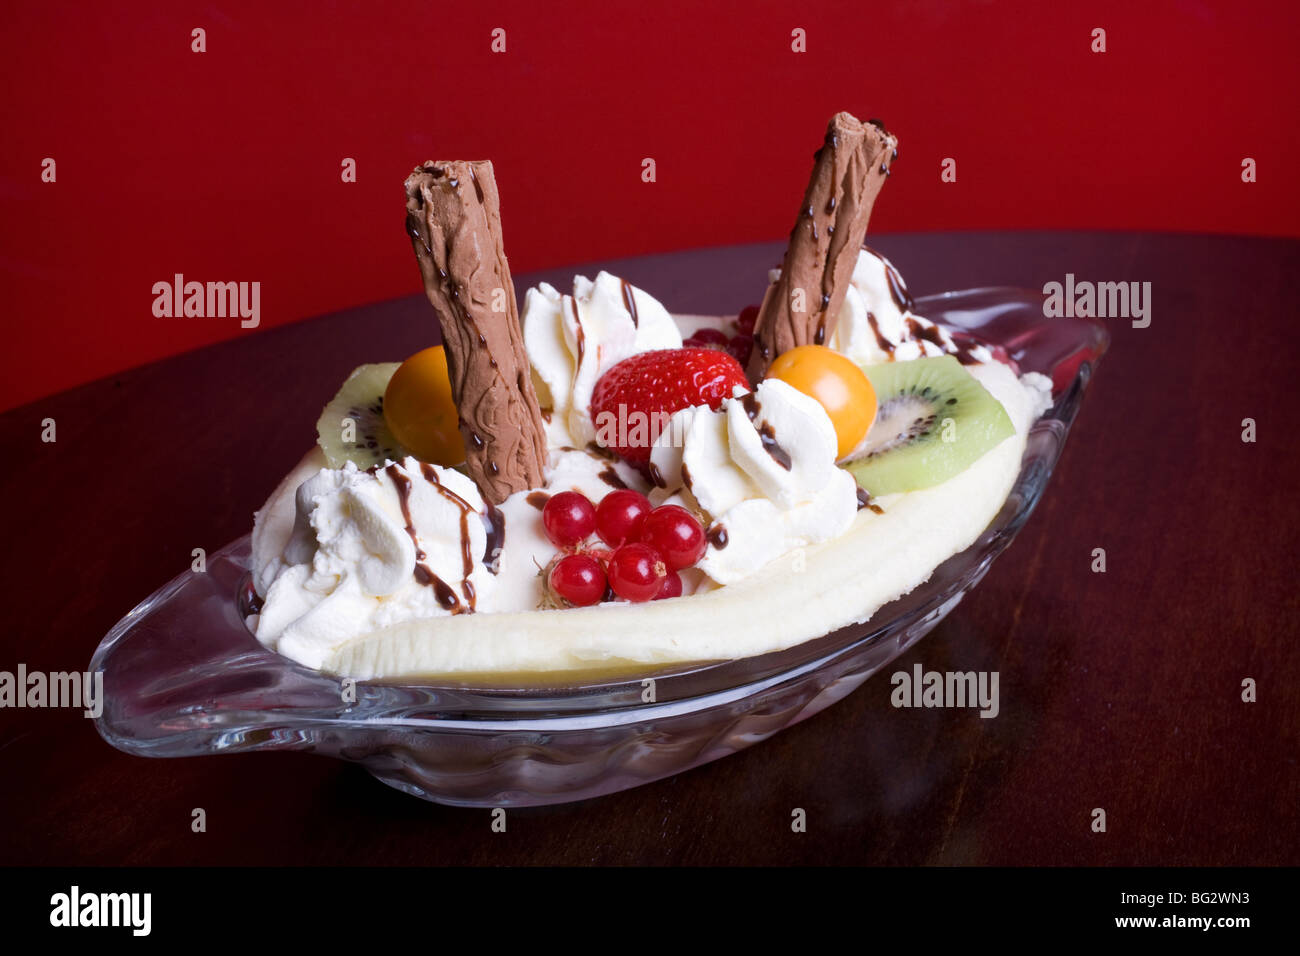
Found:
<box><xmin>541</xmin><ymin>489</ymin><xmax>707</xmax><ymax>607</ymax></box>
<box><xmin>681</xmin><ymin>305</ymin><xmax>758</xmax><ymax>366</ymax></box>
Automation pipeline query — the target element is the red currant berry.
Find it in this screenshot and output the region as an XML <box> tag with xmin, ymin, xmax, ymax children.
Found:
<box><xmin>542</xmin><ymin>491</ymin><xmax>595</xmax><ymax>548</ymax></box>
<box><xmin>654</xmin><ymin>569</ymin><xmax>683</xmax><ymax>600</ymax></box>
<box><xmin>736</xmin><ymin>305</ymin><xmax>759</xmax><ymax>335</ymax></box>
<box><xmin>640</xmin><ymin>505</ymin><xmax>706</xmax><ymax>570</ymax></box>
<box><xmin>548</xmin><ymin>553</ymin><xmax>606</xmax><ymax>607</ymax></box>
<box><xmin>595</xmin><ymin>489</ymin><xmax>652</xmax><ymax>547</ymax></box>
<box><xmin>726</xmin><ymin>333</ymin><xmax>753</xmax><ymax>366</ymax></box>
<box><xmin>607</xmin><ymin>543</ymin><xmax>666</xmax><ymax>602</ymax></box>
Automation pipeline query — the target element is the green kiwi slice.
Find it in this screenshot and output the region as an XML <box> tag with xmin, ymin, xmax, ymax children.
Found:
<box><xmin>315</xmin><ymin>363</ymin><xmax>410</xmax><ymax>468</ymax></box>
<box><xmin>844</xmin><ymin>355</ymin><xmax>1014</xmax><ymax>496</ymax></box>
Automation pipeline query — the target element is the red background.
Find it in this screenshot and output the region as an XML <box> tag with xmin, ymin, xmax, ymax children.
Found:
<box><xmin>3</xmin><ymin>0</ymin><xmax>1297</xmax><ymax>412</ymax></box>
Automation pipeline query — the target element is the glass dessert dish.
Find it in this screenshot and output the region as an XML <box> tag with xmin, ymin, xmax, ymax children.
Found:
<box><xmin>91</xmin><ymin>288</ymin><xmax>1107</xmax><ymax>807</ymax></box>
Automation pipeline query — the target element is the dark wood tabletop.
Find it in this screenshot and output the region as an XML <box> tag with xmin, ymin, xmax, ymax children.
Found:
<box><xmin>2</xmin><ymin>232</ymin><xmax>1296</xmax><ymax>866</ymax></box>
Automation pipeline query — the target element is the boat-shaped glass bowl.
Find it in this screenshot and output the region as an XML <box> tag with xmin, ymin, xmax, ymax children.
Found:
<box><xmin>91</xmin><ymin>288</ymin><xmax>1108</xmax><ymax>806</ymax></box>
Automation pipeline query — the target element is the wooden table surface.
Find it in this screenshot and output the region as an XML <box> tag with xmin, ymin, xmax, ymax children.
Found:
<box><xmin>2</xmin><ymin>232</ymin><xmax>1296</xmax><ymax>866</ymax></box>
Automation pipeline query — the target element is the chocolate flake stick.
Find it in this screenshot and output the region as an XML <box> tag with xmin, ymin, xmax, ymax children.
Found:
<box><xmin>748</xmin><ymin>112</ymin><xmax>898</xmax><ymax>380</ymax></box>
<box><xmin>404</xmin><ymin>160</ymin><xmax>548</xmax><ymax>504</ymax></box>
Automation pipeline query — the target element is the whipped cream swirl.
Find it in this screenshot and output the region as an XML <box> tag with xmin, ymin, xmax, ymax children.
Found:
<box><xmin>522</xmin><ymin>271</ymin><xmax>681</xmax><ymax>449</ymax></box>
<box><xmin>255</xmin><ymin>457</ymin><xmax>498</xmax><ymax>669</ymax></box>
<box><xmin>765</xmin><ymin>247</ymin><xmax>994</xmax><ymax>367</ymax></box>
<box><xmin>649</xmin><ymin>378</ymin><xmax>858</xmax><ymax>585</ymax></box>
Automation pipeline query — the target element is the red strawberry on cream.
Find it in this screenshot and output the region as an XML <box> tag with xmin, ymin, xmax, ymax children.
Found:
<box><xmin>590</xmin><ymin>348</ymin><xmax>749</xmax><ymax>465</ymax></box>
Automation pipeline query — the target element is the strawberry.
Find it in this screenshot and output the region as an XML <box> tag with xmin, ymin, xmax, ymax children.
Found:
<box><xmin>591</xmin><ymin>348</ymin><xmax>749</xmax><ymax>464</ymax></box>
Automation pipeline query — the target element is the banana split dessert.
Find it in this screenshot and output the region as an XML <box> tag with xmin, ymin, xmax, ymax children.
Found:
<box><xmin>248</xmin><ymin>111</ymin><xmax>1053</xmax><ymax>681</ymax></box>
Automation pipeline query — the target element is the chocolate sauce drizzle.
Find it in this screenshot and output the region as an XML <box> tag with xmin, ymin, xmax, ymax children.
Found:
<box><xmin>883</xmin><ymin>265</ymin><xmax>915</xmax><ymax>314</ymax></box>
<box><xmin>417</xmin><ymin>463</ymin><xmax>479</xmax><ymax>611</ymax></box>
<box><xmin>598</xmin><ymin>465</ymin><xmax>628</xmax><ymax>489</ymax></box>
<box><xmin>583</xmin><ymin>441</ymin><xmax>619</xmax><ymax>462</ymax></box>
<box><xmin>739</xmin><ymin>393</ymin><xmax>792</xmax><ymax>470</ymax></box>
<box><xmin>904</xmin><ymin>317</ymin><xmax>983</xmax><ymax>365</ymax></box>
<box><xmin>866</xmin><ymin>311</ymin><xmax>893</xmax><ymax>356</ymax></box>
<box><xmin>526</xmin><ymin>490</ymin><xmax>551</xmax><ymax>511</ymax></box>
<box><xmin>947</xmin><ymin>331</ymin><xmax>985</xmax><ymax>366</ymax></box>
<box><xmin>481</xmin><ymin>502</ymin><xmax>505</xmax><ymax>575</ymax></box>
<box><xmin>407</xmin><ymin>224</ymin><xmax>434</xmax><ymax>258</ymax></box>
<box><xmin>905</xmin><ymin>317</ymin><xmax>947</xmax><ymax>352</ymax></box>
<box><xmin>569</xmin><ymin>297</ymin><xmax>585</xmax><ymax>365</ymax></box>
<box><xmin>706</xmin><ymin>523</ymin><xmax>729</xmax><ymax>549</ymax></box>
<box><xmin>758</xmin><ymin>422</ymin><xmax>793</xmax><ymax>471</ymax></box>
<box><xmin>885</xmin><ymin>265</ymin><xmax>913</xmax><ymax>312</ymax></box>
<box><xmin>857</xmin><ymin>246</ymin><xmax>988</xmax><ymax>364</ymax></box>
<box><xmin>385</xmin><ymin>464</ymin><xmax>462</xmax><ymax>612</ymax></box>
<box><xmin>861</xmin><ymin>244</ymin><xmax>915</xmax><ymax>314</ymax></box>
<box><xmin>855</xmin><ymin>486</ymin><xmax>884</xmax><ymax>515</ymax></box>
<box><xmin>620</xmin><ymin>278</ymin><xmax>639</xmax><ymax>327</ymax></box>
<box><xmin>647</xmin><ymin>461</ymin><xmax>667</xmax><ymax>488</ymax></box>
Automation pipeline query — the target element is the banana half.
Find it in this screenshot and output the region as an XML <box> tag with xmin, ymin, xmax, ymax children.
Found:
<box><xmin>249</xmin><ymin>322</ymin><xmax>1043</xmax><ymax>684</ymax></box>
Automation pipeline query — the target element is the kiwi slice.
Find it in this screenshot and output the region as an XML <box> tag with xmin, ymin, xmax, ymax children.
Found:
<box><xmin>844</xmin><ymin>355</ymin><xmax>1014</xmax><ymax>496</ymax></box>
<box><xmin>315</xmin><ymin>363</ymin><xmax>410</xmax><ymax>468</ymax></box>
